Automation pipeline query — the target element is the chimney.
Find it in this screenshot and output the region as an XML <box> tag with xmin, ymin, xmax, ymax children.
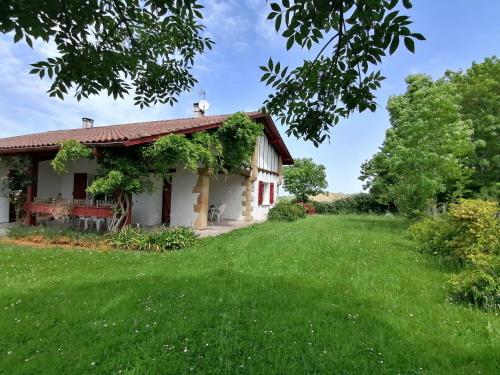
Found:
<box><xmin>193</xmin><ymin>102</ymin><xmax>204</xmax><ymax>118</ymax></box>
<box><xmin>82</xmin><ymin>117</ymin><xmax>94</xmax><ymax>129</ymax></box>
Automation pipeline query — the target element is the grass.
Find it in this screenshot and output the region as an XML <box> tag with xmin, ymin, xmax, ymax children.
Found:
<box><xmin>0</xmin><ymin>215</ymin><xmax>498</xmax><ymax>374</ymax></box>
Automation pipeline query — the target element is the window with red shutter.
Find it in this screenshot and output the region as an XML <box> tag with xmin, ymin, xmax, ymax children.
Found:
<box><xmin>258</xmin><ymin>181</ymin><xmax>264</xmax><ymax>205</ymax></box>
<box><xmin>269</xmin><ymin>183</ymin><xmax>275</xmax><ymax>204</ymax></box>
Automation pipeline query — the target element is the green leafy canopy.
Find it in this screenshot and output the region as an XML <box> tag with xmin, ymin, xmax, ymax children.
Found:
<box><xmin>2</xmin><ymin>1</ymin><xmax>423</xmax><ymax>146</ymax></box>
<box><xmin>360</xmin><ymin>73</ymin><xmax>475</xmax><ymax>215</ymax></box>
<box><xmin>1</xmin><ymin>0</ymin><xmax>213</xmax><ymax>108</ymax></box>
<box><xmin>283</xmin><ymin>157</ymin><xmax>328</xmax><ymax>202</ymax></box>
<box><xmin>262</xmin><ymin>0</ymin><xmax>425</xmax><ymax>145</ymax></box>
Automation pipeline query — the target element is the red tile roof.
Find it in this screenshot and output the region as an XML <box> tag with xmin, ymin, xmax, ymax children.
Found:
<box><xmin>0</xmin><ymin>111</ymin><xmax>293</xmax><ymax>164</ymax></box>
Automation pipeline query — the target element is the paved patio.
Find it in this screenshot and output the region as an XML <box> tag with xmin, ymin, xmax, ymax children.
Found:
<box><xmin>195</xmin><ymin>219</ymin><xmax>261</xmax><ymax>238</ymax></box>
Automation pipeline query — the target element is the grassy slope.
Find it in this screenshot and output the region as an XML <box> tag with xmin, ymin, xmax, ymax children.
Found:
<box><xmin>0</xmin><ymin>215</ymin><xmax>498</xmax><ymax>375</ymax></box>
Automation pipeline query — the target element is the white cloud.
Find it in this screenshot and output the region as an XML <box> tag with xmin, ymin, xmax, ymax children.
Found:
<box><xmin>202</xmin><ymin>0</ymin><xmax>251</xmax><ymax>38</ymax></box>
<box><xmin>253</xmin><ymin>4</ymin><xmax>284</xmax><ymax>47</ymax></box>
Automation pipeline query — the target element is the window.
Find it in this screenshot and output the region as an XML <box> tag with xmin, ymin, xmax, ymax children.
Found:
<box><xmin>258</xmin><ymin>181</ymin><xmax>275</xmax><ymax>206</ymax></box>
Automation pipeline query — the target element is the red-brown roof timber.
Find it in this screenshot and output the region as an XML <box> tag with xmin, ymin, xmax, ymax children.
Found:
<box><xmin>0</xmin><ymin>112</ymin><xmax>293</xmax><ymax>164</ymax></box>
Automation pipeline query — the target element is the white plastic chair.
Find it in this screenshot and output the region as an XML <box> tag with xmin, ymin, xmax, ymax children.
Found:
<box><xmin>77</xmin><ymin>216</ymin><xmax>90</xmax><ymax>231</ymax></box>
<box><xmin>211</xmin><ymin>203</ymin><xmax>226</xmax><ymax>222</ymax></box>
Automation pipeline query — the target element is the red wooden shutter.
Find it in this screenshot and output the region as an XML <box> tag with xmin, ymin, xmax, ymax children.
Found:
<box><xmin>269</xmin><ymin>183</ymin><xmax>275</xmax><ymax>204</ymax></box>
<box><xmin>258</xmin><ymin>181</ymin><xmax>264</xmax><ymax>205</ymax></box>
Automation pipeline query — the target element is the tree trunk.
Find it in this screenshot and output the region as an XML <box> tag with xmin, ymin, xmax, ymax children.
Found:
<box><xmin>109</xmin><ymin>191</ymin><xmax>131</xmax><ymax>232</ymax></box>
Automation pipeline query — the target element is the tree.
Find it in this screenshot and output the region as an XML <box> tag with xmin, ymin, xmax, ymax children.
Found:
<box><xmin>1</xmin><ymin>1</ymin><xmax>422</xmax><ymax>143</ymax></box>
<box><xmin>0</xmin><ymin>0</ymin><xmax>213</xmax><ymax>107</ymax></box>
<box><xmin>283</xmin><ymin>158</ymin><xmax>328</xmax><ymax>202</ymax></box>
<box><xmin>261</xmin><ymin>0</ymin><xmax>424</xmax><ymax>145</ymax></box>
<box><xmin>360</xmin><ymin>74</ymin><xmax>474</xmax><ymax>215</ymax></box>
<box><xmin>448</xmin><ymin>57</ymin><xmax>500</xmax><ymax>199</ymax></box>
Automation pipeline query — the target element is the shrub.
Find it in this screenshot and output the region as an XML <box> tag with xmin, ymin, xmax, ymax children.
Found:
<box><xmin>448</xmin><ymin>257</ymin><xmax>500</xmax><ymax>311</ymax></box>
<box><xmin>409</xmin><ymin>215</ymin><xmax>455</xmax><ymax>258</ymax></box>
<box><xmin>410</xmin><ymin>199</ymin><xmax>500</xmax><ymax>310</ymax></box>
<box><xmin>409</xmin><ymin>199</ymin><xmax>500</xmax><ymax>263</ymax></box>
<box><xmin>267</xmin><ymin>201</ymin><xmax>306</xmax><ymax>222</ymax></box>
<box><xmin>7</xmin><ymin>226</ymin><xmax>110</xmax><ymax>249</ymax></box>
<box><xmin>112</xmin><ymin>226</ymin><xmax>198</xmax><ymax>251</ymax></box>
<box><xmin>313</xmin><ymin>193</ymin><xmax>390</xmax><ymax>215</ymax></box>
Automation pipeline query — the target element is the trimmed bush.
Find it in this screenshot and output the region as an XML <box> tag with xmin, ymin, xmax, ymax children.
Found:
<box><xmin>267</xmin><ymin>201</ymin><xmax>306</xmax><ymax>222</ymax></box>
<box><xmin>313</xmin><ymin>193</ymin><xmax>390</xmax><ymax>215</ymax></box>
<box><xmin>112</xmin><ymin>226</ymin><xmax>198</xmax><ymax>251</ymax></box>
<box><xmin>409</xmin><ymin>199</ymin><xmax>500</xmax><ymax>310</ymax></box>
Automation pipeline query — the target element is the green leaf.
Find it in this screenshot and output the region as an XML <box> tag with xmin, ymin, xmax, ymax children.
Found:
<box><xmin>14</xmin><ymin>29</ymin><xmax>23</xmax><ymax>43</ymax></box>
<box><xmin>389</xmin><ymin>35</ymin><xmax>399</xmax><ymax>55</ymax></box>
<box><xmin>286</xmin><ymin>37</ymin><xmax>294</xmax><ymax>50</ymax></box>
<box><xmin>270</xmin><ymin>3</ymin><xmax>281</xmax><ymax>12</ymax></box>
<box><xmin>404</xmin><ymin>37</ymin><xmax>415</xmax><ymax>53</ymax></box>
<box><xmin>25</xmin><ymin>35</ymin><xmax>33</xmax><ymax>48</ymax></box>
<box><xmin>402</xmin><ymin>0</ymin><xmax>413</xmax><ymax>8</ymax></box>
<box><xmin>275</xmin><ymin>14</ymin><xmax>282</xmax><ymax>32</ymax></box>
<box><xmin>412</xmin><ymin>33</ymin><xmax>426</xmax><ymax>41</ymax></box>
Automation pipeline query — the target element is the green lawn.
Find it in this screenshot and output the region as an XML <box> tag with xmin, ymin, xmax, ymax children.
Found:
<box><xmin>0</xmin><ymin>215</ymin><xmax>498</xmax><ymax>374</ymax></box>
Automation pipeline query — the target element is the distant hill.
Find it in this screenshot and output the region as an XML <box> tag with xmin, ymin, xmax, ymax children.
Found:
<box><xmin>311</xmin><ymin>192</ymin><xmax>350</xmax><ymax>202</ymax></box>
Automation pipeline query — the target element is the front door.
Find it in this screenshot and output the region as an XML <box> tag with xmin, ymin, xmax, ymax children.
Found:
<box><xmin>162</xmin><ymin>179</ymin><xmax>172</xmax><ymax>224</ymax></box>
<box><xmin>73</xmin><ymin>173</ymin><xmax>88</xmax><ymax>200</ymax></box>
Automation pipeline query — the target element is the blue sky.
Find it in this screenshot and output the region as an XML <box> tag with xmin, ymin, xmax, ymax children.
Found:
<box><xmin>0</xmin><ymin>0</ymin><xmax>499</xmax><ymax>193</ymax></box>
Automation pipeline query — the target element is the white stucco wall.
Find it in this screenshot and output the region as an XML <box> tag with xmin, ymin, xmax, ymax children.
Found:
<box><xmin>257</xmin><ymin>135</ymin><xmax>279</xmax><ymax>172</ymax></box>
<box><xmin>0</xmin><ymin>163</ymin><xmax>9</xmax><ymax>223</ymax></box>
<box><xmin>37</xmin><ymin>159</ymin><xmax>99</xmax><ymax>199</ymax></box>
<box><xmin>131</xmin><ymin>174</ymin><xmax>163</xmax><ymax>226</ymax></box>
<box><xmin>60</xmin><ymin>159</ymin><xmax>99</xmax><ymax>199</ymax></box>
<box><xmin>253</xmin><ymin>134</ymin><xmax>282</xmax><ymax>221</ymax></box>
<box><xmin>209</xmin><ymin>174</ymin><xmax>245</xmax><ymax>220</ymax></box>
<box><xmin>37</xmin><ymin>160</ymin><xmax>62</xmax><ymax>198</ymax></box>
<box><xmin>170</xmin><ymin>168</ymin><xmax>198</xmax><ymax>227</ymax></box>
<box><xmin>253</xmin><ymin>171</ymin><xmax>281</xmax><ymax>221</ymax></box>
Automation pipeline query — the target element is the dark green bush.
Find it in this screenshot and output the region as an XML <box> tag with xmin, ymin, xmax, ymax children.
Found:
<box><xmin>313</xmin><ymin>193</ymin><xmax>390</xmax><ymax>215</ymax></box>
<box><xmin>448</xmin><ymin>258</ymin><xmax>500</xmax><ymax>310</ymax></box>
<box><xmin>112</xmin><ymin>226</ymin><xmax>198</xmax><ymax>251</ymax></box>
<box><xmin>267</xmin><ymin>201</ymin><xmax>306</xmax><ymax>222</ymax></box>
<box><xmin>410</xmin><ymin>199</ymin><xmax>500</xmax><ymax>310</ymax></box>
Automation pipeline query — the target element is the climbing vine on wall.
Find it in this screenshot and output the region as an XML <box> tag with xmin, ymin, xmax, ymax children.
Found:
<box><xmin>51</xmin><ymin>139</ymin><xmax>93</xmax><ymax>174</ymax></box>
<box><xmin>0</xmin><ymin>155</ymin><xmax>34</xmax><ymax>222</ymax></box>
<box><xmin>217</xmin><ymin>112</ymin><xmax>263</xmax><ymax>171</ymax></box>
<box><xmin>51</xmin><ymin>112</ymin><xmax>263</xmax><ymax>231</ymax></box>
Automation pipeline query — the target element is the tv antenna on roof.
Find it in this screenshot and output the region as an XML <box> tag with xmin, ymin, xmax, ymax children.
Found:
<box><xmin>199</xmin><ymin>89</ymin><xmax>206</xmax><ymax>99</ymax></box>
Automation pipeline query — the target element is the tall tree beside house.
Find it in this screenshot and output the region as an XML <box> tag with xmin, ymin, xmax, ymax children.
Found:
<box><xmin>283</xmin><ymin>158</ymin><xmax>328</xmax><ymax>202</ymax></box>
<box><xmin>51</xmin><ymin>113</ymin><xmax>262</xmax><ymax>231</ymax></box>
<box><xmin>360</xmin><ymin>74</ymin><xmax>475</xmax><ymax>216</ymax></box>
<box><xmin>1</xmin><ymin>0</ymin><xmax>422</xmax><ymax>144</ymax></box>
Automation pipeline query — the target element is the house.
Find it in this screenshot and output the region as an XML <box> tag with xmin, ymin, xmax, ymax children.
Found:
<box><xmin>0</xmin><ymin>108</ymin><xmax>293</xmax><ymax>230</ymax></box>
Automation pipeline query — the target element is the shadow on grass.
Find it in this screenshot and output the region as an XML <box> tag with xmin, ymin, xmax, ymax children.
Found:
<box><xmin>1</xmin><ymin>270</ymin><xmax>495</xmax><ymax>375</ymax></box>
